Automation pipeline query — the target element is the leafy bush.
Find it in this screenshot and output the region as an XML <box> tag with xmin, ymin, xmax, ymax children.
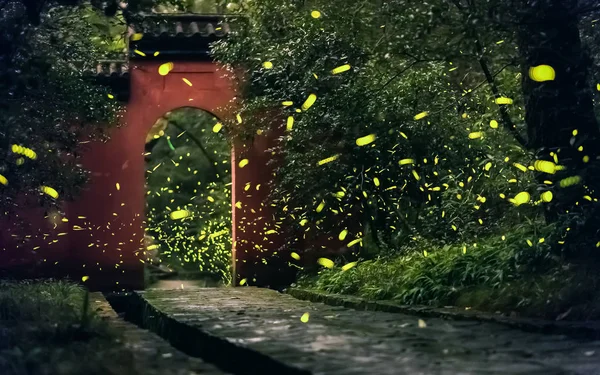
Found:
<box><xmin>213</xmin><ymin>0</ymin><xmax>550</xmax><ymax>261</ymax></box>
<box><xmin>216</xmin><ymin>0</ymin><xmax>600</xmax><ymax>312</ymax></box>
<box><xmin>299</xmin><ymin>222</ymin><xmax>557</xmax><ymax>306</ymax></box>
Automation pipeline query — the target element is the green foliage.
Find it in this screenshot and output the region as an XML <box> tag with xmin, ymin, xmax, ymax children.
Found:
<box><xmin>210</xmin><ymin>1</ymin><xmax>600</xmax><ymax>321</ymax></box>
<box><xmin>145</xmin><ymin>108</ymin><xmax>232</xmax><ymax>282</ymax></box>
<box><xmin>0</xmin><ymin>280</ymin><xmax>141</xmax><ymax>375</ymax></box>
<box><xmin>212</xmin><ymin>0</ymin><xmax>547</xmax><ymax>257</ymax></box>
<box><xmin>299</xmin><ymin>221</ymin><xmax>557</xmax><ymax>305</ymax></box>
<box><xmin>0</xmin><ymin>2</ymin><xmax>120</xmax><ymax>213</ymax></box>
<box><xmin>0</xmin><ymin>280</ymin><xmax>86</xmax><ymax>322</ymax></box>
<box><xmin>85</xmin><ymin>7</ymin><xmax>128</xmax><ymax>55</ymax></box>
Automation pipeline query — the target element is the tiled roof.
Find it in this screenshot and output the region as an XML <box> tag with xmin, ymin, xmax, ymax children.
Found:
<box><xmin>88</xmin><ymin>13</ymin><xmax>242</xmax><ymax>99</ymax></box>
<box><xmin>128</xmin><ymin>13</ymin><xmax>232</xmax><ymax>39</ymax></box>
<box><xmin>127</xmin><ymin>13</ymin><xmax>239</xmax><ymax>58</ymax></box>
<box><xmin>94</xmin><ymin>60</ymin><xmax>129</xmax><ymax>78</ymax></box>
<box><xmin>86</xmin><ymin>60</ymin><xmax>130</xmax><ymax>101</ymax></box>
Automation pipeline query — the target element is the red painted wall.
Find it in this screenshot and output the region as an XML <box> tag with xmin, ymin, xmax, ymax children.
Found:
<box><xmin>231</xmin><ymin>121</ymin><xmax>295</xmax><ymax>288</ymax></box>
<box><xmin>0</xmin><ymin>60</ymin><xmax>288</xmax><ymax>289</ymax></box>
<box><xmin>0</xmin><ymin>196</ymin><xmax>70</xmax><ymax>275</ymax></box>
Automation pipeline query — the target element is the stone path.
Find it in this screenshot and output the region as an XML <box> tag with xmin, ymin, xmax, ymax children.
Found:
<box><xmin>136</xmin><ymin>287</ymin><xmax>600</xmax><ymax>375</ymax></box>
<box><xmin>91</xmin><ymin>292</ymin><xmax>229</xmax><ymax>375</ymax></box>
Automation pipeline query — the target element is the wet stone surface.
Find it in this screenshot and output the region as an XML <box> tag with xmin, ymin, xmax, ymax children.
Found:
<box><xmin>138</xmin><ymin>287</ymin><xmax>600</xmax><ymax>375</ymax></box>
<box><xmin>91</xmin><ymin>292</ymin><xmax>228</xmax><ymax>375</ymax></box>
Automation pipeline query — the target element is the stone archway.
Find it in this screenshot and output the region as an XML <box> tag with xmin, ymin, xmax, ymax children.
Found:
<box><xmin>63</xmin><ymin>14</ymin><xmax>292</xmax><ymax>290</ymax></box>
<box><xmin>62</xmin><ymin>60</ymin><xmax>282</xmax><ymax>289</ymax></box>
<box><xmin>0</xmin><ymin>14</ymin><xmax>294</xmax><ymax>290</ymax></box>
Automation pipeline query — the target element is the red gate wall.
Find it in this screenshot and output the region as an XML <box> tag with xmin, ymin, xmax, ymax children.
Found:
<box><xmin>0</xmin><ymin>60</ymin><xmax>289</xmax><ymax>290</ymax></box>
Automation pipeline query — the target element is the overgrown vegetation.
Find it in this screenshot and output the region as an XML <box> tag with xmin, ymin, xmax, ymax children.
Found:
<box><xmin>0</xmin><ymin>280</ymin><xmax>138</xmax><ymax>375</ymax></box>
<box><xmin>0</xmin><ymin>1</ymin><xmax>122</xmax><ymax>215</ymax></box>
<box><xmin>298</xmin><ymin>253</ymin><xmax>600</xmax><ymax>320</ymax></box>
<box><xmin>296</xmin><ymin>221</ymin><xmax>596</xmax><ymax>319</ymax></box>
<box><xmin>214</xmin><ymin>0</ymin><xmax>600</xmax><ymax>317</ymax></box>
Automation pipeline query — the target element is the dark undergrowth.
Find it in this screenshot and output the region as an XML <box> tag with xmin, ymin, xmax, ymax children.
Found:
<box><xmin>297</xmin><ymin>226</ymin><xmax>600</xmax><ymax>321</ymax></box>
<box><xmin>0</xmin><ymin>280</ymin><xmax>138</xmax><ymax>375</ymax></box>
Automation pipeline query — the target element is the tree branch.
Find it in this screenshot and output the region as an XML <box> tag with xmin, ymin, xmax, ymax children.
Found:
<box><xmin>372</xmin><ymin>60</ymin><xmax>420</xmax><ymax>94</ymax></box>
<box><xmin>454</xmin><ymin>0</ymin><xmax>528</xmax><ymax>147</ymax></box>
<box><xmin>167</xmin><ymin>120</ymin><xmax>226</xmax><ymax>183</ymax></box>
<box><xmin>475</xmin><ymin>40</ymin><xmax>527</xmax><ymax>147</ymax></box>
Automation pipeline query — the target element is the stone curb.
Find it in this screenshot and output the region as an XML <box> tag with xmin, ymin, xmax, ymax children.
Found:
<box><xmin>89</xmin><ymin>292</ymin><xmax>229</xmax><ymax>375</ymax></box>
<box><xmin>105</xmin><ymin>291</ymin><xmax>311</xmax><ymax>375</ymax></box>
<box><xmin>286</xmin><ymin>288</ymin><xmax>600</xmax><ymax>340</ymax></box>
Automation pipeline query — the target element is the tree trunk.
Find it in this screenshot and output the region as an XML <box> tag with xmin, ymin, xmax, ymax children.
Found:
<box><xmin>517</xmin><ymin>0</ymin><xmax>600</xmax><ymax>221</ymax></box>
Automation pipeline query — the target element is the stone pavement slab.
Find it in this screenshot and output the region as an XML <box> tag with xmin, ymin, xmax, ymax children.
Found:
<box><xmin>138</xmin><ymin>287</ymin><xmax>600</xmax><ymax>375</ymax></box>
<box><xmin>91</xmin><ymin>292</ymin><xmax>229</xmax><ymax>375</ymax></box>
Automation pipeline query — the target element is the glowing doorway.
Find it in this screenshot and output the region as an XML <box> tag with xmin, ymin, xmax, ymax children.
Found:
<box><xmin>144</xmin><ymin>107</ymin><xmax>232</xmax><ymax>285</ymax></box>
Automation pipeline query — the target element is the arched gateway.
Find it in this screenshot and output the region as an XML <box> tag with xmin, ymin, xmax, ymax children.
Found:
<box><xmin>0</xmin><ymin>14</ymin><xmax>293</xmax><ymax>290</ymax></box>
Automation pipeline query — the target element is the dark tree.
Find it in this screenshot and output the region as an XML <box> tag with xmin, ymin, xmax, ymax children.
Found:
<box><xmin>0</xmin><ymin>1</ymin><xmax>119</xmax><ymax>213</ymax></box>
<box><xmin>517</xmin><ymin>0</ymin><xmax>600</xmax><ymax>220</ymax></box>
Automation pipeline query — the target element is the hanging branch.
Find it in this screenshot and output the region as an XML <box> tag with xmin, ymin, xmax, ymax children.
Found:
<box><xmin>450</xmin><ymin>0</ymin><xmax>528</xmax><ymax>148</ymax></box>
<box><xmin>168</xmin><ymin>119</ymin><xmax>226</xmax><ymax>183</ymax></box>
<box><xmin>475</xmin><ymin>39</ymin><xmax>528</xmax><ymax>148</ymax></box>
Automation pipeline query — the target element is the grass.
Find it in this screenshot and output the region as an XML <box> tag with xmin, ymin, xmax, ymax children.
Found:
<box><xmin>0</xmin><ymin>280</ymin><xmax>138</xmax><ymax>375</ymax></box>
<box><xmin>297</xmin><ymin>225</ymin><xmax>600</xmax><ymax>320</ymax></box>
<box><xmin>0</xmin><ymin>280</ymin><xmax>87</xmax><ymax>322</ymax></box>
